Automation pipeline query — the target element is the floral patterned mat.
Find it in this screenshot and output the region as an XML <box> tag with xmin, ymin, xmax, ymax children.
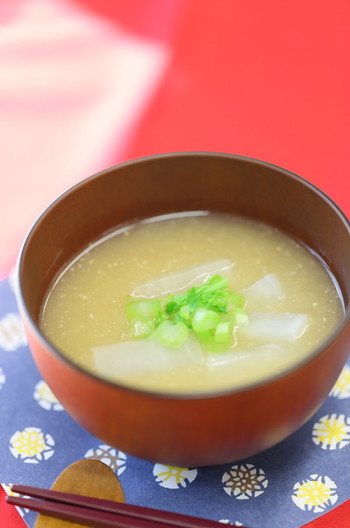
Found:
<box><xmin>0</xmin><ymin>275</ymin><xmax>349</xmax><ymax>528</ymax></box>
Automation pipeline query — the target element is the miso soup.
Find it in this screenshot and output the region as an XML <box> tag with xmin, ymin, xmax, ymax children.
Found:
<box><xmin>40</xmin><ymin>212</ymin><xmax>344</xmax><ymax>393</ymax></box>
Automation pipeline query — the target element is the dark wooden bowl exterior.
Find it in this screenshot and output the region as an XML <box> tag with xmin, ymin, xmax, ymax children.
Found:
<box><xmin>17</xmin><ymin>153</ymin><xmax>350</xmax><ymax>466</ymax></box>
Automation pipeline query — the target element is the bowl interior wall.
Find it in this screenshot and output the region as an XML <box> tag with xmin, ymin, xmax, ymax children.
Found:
<box><xmin>19</xmin><ymin>154</ymin><xmax>350</xmax><ymax>324</ymax></box>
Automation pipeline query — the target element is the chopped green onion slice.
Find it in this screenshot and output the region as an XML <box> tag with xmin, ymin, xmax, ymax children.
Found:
<box><xmin>126</xmin><ymin>299</ymin><xmax>161</xmax><ymax>320</ymax></box>
<box><xmin>214</xmin><ymin>321</ymin><xmax>232</xmax><ymax>343</ymax></box>
<box><xmin>126</xmin><ymin>299</ymin><xmax>162</xmax><ymax>338</ymax></box>
<box><xmin>227</xmin><ymin>292</ymin><xmax>246</xmax><ymax>309</ymax></box>
<box><xmin>192</xmin><ymin>309</ymin><xmax>221</xmax><ymax>333</ymax></box>
<box><xmin>179</xmin><ymin>304</ymin><xmax>191</xmax><ymax>321</ymax></box>
<box><xmin>194</xmin><ymin>330</ymin><xmax>212</xmax><ymax>343</ymax></box>
<box><xmin>152</xmin><ymin>321</ymin><xmax>189</xmax><ymax>348</ymax></box>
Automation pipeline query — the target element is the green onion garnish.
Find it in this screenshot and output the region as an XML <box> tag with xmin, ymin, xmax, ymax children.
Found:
<box><xmin>126</xmin><ymin>299</ymin><xmax>162</xmax><ymax>338</ymax></box>
<box><xmin>192</xmin><ymin>309</ymin><xmax>221</xmax><ymax>333</ymax></box>
<box><xmin>151</xmin><ymin>320</ymin><xmax>189</xmax><ymax>348</ymax></box>
<box><xmin>125</xmin><ymin>274</ymin><xmax>248</xmax><ymax>350</ymax></box>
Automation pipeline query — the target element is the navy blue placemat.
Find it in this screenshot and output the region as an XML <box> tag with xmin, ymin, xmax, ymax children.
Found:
<box><xmin>0</xmin><ymin>275</ymin><xmax>349</xmax><ymax>528</ymax></box>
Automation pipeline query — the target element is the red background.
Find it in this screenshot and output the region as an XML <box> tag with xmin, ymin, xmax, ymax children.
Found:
<box><xmin>1</xmin><ymin>0</ymin><xmax>349</xmax><ymax>274</ymax></box>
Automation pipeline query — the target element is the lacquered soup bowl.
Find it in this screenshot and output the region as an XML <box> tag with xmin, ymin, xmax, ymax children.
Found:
<box><xmin>17</xmin><ymin>153</ymin><xmax>350</xmax><ymax>466</ymax></box>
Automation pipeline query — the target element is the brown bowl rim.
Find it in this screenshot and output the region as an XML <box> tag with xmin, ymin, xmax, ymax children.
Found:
<box><xmin>16</xmin><ymin>151</ymin><xmax>350</xmax><ymax>400</ymax></box>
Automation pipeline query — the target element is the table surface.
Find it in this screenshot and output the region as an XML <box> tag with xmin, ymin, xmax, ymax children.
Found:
<box><xmin>0</xmin><ymin>274</ymin><xmax>350</xmax><ymax>528</ymax></box>
<box><xmin>1</xmin><ymin>0</ymin><xmax>349</xmax><ymax>275</ymax></box>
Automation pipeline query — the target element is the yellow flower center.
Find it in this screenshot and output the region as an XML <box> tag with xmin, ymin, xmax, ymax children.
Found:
<box><xmin>315</xmin><ymin>419</ymin><xmax>346</xmax><ymax>445</ymax></box>
<box><xmin>38</xmin><ymin>383</ymin><xmax>58</xmax><ymax>403</ymax></box>
<box><xmin>156</xmin><ymin>466</ymin><xmax>189</xmax><ymax>484</ymax></box>
<box><xmin>297</xmin><ymin>480</ymin><xmax>331</xmax><ymax>506</ymax></box>
<box><xmin>13</xmin><ymin>430</ymin><xmax>46</xmax><ymax>456</ymax></box>
<box><xmin>334</xmin><ymin>367</ymin><xmax>350</xmax><ymax>391</ymax></box>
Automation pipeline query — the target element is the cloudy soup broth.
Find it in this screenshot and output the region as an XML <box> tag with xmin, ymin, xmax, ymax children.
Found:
<box><xmin>40</xmin><ymin>212</ymin><xmax>344</xmax><ymax>393</ymax></box>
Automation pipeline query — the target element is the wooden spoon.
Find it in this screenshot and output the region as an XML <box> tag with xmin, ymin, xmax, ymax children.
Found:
<box><xmin>34</xmin><ymin>459</ymin><xmax>125</xmax><ymax>528</ymax></box>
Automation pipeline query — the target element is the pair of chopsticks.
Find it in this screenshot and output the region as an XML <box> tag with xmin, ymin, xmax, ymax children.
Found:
<box><xmin>7</xmin><ymin>484</ymin><xmax>252</xmax><ymax>528</ymax></box>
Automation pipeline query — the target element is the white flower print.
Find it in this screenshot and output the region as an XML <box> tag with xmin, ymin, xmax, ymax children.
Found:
<box><xmin>222</xmin><ymin>464</ymin><xmax>268</xmax><ymax>500</ymax></box>
<box><xmin>33</xmin><ymin>380</ymin><xmax>64</xmax><ymax>411</ymax></box>
<box><xmin>84</xmin><ymin>445</ymin><xmax>127</xmax><ymax>475</ymax></box>
<box><xmin>292</xmin><ymin>474</ymin><xmax>337</xmax><ymax>513</ymax></box>
<box><xmin>312</xmin><ymin>414</ymin><xmax>350</xmax><ymax>450</ymax></box>
<box><xmin>329</xmin><ymin>365</ymin><xmax>350</xmax><ymax>399</ymax></box>
<box><xmin>0</xmin><ymin>313</ymin><xmax>27</xmax><ymax>351</ymax></box>
<box><xmin>153</xmin><ymin>464</ymin><xmax>197</xmax><ymax>489</ymax></box>
<box><xmin>9</xmin><ymin>427</ymin><xmax>55</xmax><ymax>463</ymax></box>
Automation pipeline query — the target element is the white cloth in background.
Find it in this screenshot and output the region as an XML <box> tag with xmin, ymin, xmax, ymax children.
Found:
<box><xmin>0</xmin><ymin>0</ymin><xmax>169</xmax><ymax>274</ymax></box>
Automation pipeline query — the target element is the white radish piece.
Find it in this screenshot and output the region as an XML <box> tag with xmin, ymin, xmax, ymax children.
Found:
<box><xmin>92</xmin><ymin>335</ymin><xmax>204</xmax><ymax>379</ymax></box>
<box><xmin>131</xmin><ymin>259</ymin><xmax>234</xmax><ymax>298</ymax></box>
<box><xmin>239</xmin><ymin>312</ymin><xmax>308</xmax><ymax>340</ymax></box>
<box><xmin>243</xmin><ymin>274</ymin><xmax>284</xmax><ymax>304</ymax></box>
<box><xmin>206</xmin><ymin>343</ymin><xmax>285</xmax><ymax>368</ymax></box>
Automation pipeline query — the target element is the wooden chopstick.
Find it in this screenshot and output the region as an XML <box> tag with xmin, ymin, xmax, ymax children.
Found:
<box><xmin>7</xmin><ymin>494</ymin><xmax>134</xmax><ymax>528</ymax></box>
<box><xmin>7</xmin><ymin>485</ymin><xmax>252</xmax><ymax>528</ymax></box>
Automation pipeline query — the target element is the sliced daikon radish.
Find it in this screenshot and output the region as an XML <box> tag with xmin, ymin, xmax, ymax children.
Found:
<box><xmin>206</xmin><ymin>343</ymin><xmax>285</xmax><ymax>368</ymax></box>
<box><xmin>239</xmin><ymin>312</ymin><xmax>308</xmax><ymax>340</ymax></box>
<box><xmin>131</xmin><ymin>259</ymin><xmax>234</xmax><ymax>298</ymax></box>
<box><xmin>92</xmin><ymin>335</ymin><xmax>204</xmax><ymax>378</ymax></box>
<box><xmin>243</xmin><ymin>274</ymin><xmax>284</xmax><ymax>304</ymax></box>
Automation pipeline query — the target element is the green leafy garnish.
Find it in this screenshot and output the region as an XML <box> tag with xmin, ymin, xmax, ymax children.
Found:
<box><xmin>125</xmin><ymin>275</ymin><xmax>248</xmax><ymax>351</ymax></box>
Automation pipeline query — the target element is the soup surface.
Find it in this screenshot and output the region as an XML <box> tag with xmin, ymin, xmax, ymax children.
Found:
<box><xmin>40</xmin><ymin>212</ymin><xmax>343</xmax><ymax>393</ymax></box>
